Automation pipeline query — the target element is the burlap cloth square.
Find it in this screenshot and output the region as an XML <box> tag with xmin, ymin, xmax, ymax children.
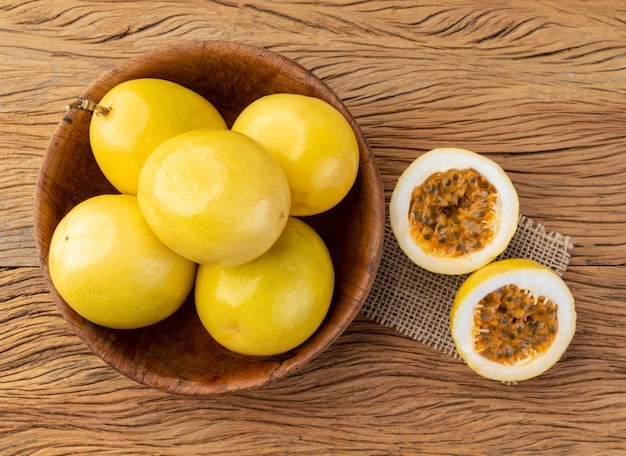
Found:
<box><xmin>361</xmin><ymin>215</ymin><xmax>573</xmax><ymax>357</ymax></box>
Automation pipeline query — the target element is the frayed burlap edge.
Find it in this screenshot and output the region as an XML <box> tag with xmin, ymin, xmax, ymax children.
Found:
<box><xmin>361</xmin><ymin>215</ymin><xmax>573</xmax><ymax>357</ymax></box>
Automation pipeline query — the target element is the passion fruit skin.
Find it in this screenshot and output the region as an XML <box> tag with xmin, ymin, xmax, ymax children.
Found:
<box><xmin>137</xmin><ymin>129</ymin><xmax>291</xmax><ymax>266</ymax></box>
<box><xmin>389</xmin><ymin>148</ymin><xmax>519</xmax><ymax>275</ymax></box>
<box><xmin>451</xmin><ymin>258</ymin><xmax>576</xmax><ymax>382</ymax></box>
<box><xmin>89</xmin><ymin>78</ymin><xmax>227</xmax><ymax>195</ymax></box>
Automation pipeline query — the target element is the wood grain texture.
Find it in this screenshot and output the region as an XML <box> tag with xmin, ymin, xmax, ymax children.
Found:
<box><xmin>2</xmin><ymin>0</ymin><xmax>626</xmax><ymax>454</ymax></box>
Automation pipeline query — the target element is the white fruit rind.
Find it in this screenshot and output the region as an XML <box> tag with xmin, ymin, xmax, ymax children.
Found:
<box><xmin>390</xmin><ymin>147</ymin><xmax>519</xmax><ymax>275</ymax></box>
<box><xmin>451</xmin><ymin>263</ymin><xmax>576</xmax><ymax>382</ymax></box>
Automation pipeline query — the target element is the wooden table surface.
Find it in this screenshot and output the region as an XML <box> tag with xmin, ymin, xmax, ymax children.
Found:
<box><xmin>2</xmin><ymin>1</ymin><xmax>625</xmax><ymax>454</ymax></box>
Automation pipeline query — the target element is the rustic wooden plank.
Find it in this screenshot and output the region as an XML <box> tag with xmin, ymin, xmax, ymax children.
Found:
<box><xmin>2</xmin><ymin>0</ymin><xmax>626</xmax><ymax>453</ymax></box>
<box><xmin>1</xmin><ymin>265</ymin><xmax>625</xmax><ymax>454</ymax></box>
<box><xmin>2</xmin><ymin>1</ymin><xmax>625</xmax><ymax>267</ymax></box>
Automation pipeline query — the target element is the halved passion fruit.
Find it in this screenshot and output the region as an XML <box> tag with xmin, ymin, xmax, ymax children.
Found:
<box><xmin>390</xmin><ymin>148</ymin><xmax>519</xmax><ymax>275</ymax></box>
<box><xmin>451</xmin><ymin>259</ymin><xmax>576</xmax><ymax>382</ymax></box>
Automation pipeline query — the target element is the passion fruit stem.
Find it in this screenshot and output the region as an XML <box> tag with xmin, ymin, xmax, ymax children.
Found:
<box><xmin>66</xmin><ymin>98</ymin><xmax>110</xmax><ymax>116</ymax></box>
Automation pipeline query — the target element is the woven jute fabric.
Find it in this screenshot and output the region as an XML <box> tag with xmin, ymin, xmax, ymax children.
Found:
<box><xmin>361</xmin><ymin>215</ymin><xmax>573</xmax><ymax>357</ymax></box>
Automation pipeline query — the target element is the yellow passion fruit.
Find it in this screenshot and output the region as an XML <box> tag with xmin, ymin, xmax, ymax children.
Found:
<box><xmin>390</xmin><ymin>148</ymin><xmax>519</xmax><ymax>275</ymax></box>
<box><xmin>451</xmin><ymin>259</ymin><xmax>576</xmax><ymax>382</ymax></box>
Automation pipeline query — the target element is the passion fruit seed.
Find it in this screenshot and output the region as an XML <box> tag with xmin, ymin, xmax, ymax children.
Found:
<box><xmin>474</xmin><ymin>284</ymin><xmax>558</xmax><ymax>364</ymax></box>
<box><xmin>408</xmin><ymin>168</ymin><xmax>497</xmax><ymax>257</ymax></box>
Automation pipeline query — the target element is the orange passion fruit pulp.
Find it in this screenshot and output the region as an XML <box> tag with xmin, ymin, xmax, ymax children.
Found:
<box><xmin>390</xmin><ymin>148</ymin><xmax>519</xmax><ymax>275</ymax></box>
<box><xmin>451</xmin><ymin>259</ymin><xmax>576</xmax><ymax>382</ymax></box>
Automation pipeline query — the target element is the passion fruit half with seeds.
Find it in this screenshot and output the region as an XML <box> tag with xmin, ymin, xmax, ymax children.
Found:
<box><xmin>390</xmin><ymin>148</ymin><xmax>519</xmax><ymax>275</ymax></box>
<box><xmin>451</xmin><ymin>258</ymin><xmax>576</xmax><ymax>382</ymax></box>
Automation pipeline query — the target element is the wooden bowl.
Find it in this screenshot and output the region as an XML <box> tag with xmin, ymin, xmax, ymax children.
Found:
<box><xmin>34</xmin><ymin>41</ymin><xmax>385</xmax><ymax>395</ymax></box>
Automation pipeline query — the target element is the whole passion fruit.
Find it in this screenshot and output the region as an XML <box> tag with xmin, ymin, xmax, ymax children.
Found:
<box><xmin>48</xmin><ymin>194</ymin><xmax>197</xmax><ymax>329</ymax></box>
<box><xmin>195</xmin><ymin>217</ymin><xmax>334</xmax><ymax>356</ymax></box>
<box><xmin>137</xmin><ymin>129</ymin><xmax>290</xmax><ymax>266</ymax></box>
<box><xmin>390</xmin><ymin>148</ymin><xmax>519</xmax><ymax>275</ymax></box>
<box><xmin>232</xmin><ymin>93</ymin><xmax>359</xmax><ymax>216</ymax></box>
<box><xmin>89</xmin><ymin>78</ymin><xmax>227</xmax><ymax>195</ymax></box>
<box><xmin>450</xmin><ymin>258</ymin><xmax>576</xmax><ymax>382</ymax></box>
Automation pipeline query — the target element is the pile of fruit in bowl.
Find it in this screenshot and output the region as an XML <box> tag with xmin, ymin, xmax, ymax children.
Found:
<box><xmin>34</xmin><ymin>41</ymin><xmax>385</xmax><ymax>395</ymax></box>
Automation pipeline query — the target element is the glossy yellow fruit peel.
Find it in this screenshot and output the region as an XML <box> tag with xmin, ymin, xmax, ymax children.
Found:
<box><xmin>89</xmin><ymin>78</ymin><xmax>227</xmax><ymax>195</ymax></box>
<box><xmin>232</xmin><ymin>93</ymin><xmax>359</xmax><ymax>216</ymax></box>
<box><xmin>451</xmin><ymin>258</ymin><xmax>576</xmax><ymax>382</ymax></box>
<box><xmin>195</xmin><ymin>217</ymin><xmax>334</xmax><ymax>356</ymax></box>
<box><xmin>49</xmin><ymin>194</ymin><xmax>197</xmax><ymax>329</ymax></box>
<box><xmin>137</xmin><ymin>129</ymin><xmax>290</xmax><ymax>266</ymax></box>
